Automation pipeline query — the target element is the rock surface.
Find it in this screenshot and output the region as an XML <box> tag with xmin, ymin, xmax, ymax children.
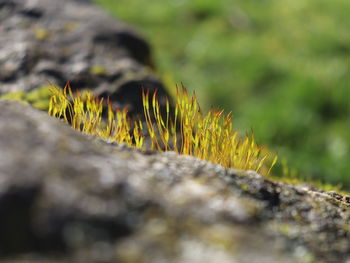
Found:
<box><xmin>1</xmin><ymin>0</ymin><xmax>350</xmax><ymax>262</ymax></box>
<box><xmin>0</xmin><ymin>0</ymin><xmax>168</xmax><ymax>115</ymax></box>
<box><xmin>1</xmin><ymin>100</ymin><xmax>350</xmax><ymax>263</ymax></box>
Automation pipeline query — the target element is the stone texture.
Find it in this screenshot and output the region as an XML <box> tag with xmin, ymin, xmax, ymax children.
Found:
<box><xmin>0</xmin><ymin>0</ymin><xmax>168</xmax><ymax>115</ymax></box>
<box><xmin>1</xmin><ymin>100</ymin><xmax>350</xmax><ymax>263</ymax></box>
<box><xmin>1</xmin><ymin>0</ymin><xmax>350</xmax><ymax>262</ymax></box>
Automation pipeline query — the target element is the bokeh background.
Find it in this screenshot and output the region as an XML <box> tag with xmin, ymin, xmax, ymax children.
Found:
<box><xmin>93</xmin><ymin>0</ymin><xmax>350</xmax><ymax>188</ymax></box>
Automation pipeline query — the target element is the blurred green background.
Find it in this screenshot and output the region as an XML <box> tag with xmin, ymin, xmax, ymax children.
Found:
<box><xmin>93</xmin><ymin>0</ymin><xmax>350</xmax><ymax>188</ymax></box>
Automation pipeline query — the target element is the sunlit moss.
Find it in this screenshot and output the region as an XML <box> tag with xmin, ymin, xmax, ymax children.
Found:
<box><xmin>0</xmin><ymin>90</ymin><xmax>28</xmax><ymax>103</ymax></box>
<box><xmin>0</xmin><ymin>85</ymin><xmax>52</xmax><ymax>110</ymax></box>
<box><xmin>34</xmin><ymin>27</ymin><xmax>50</xmax><ymax>40</ymax></box>
<box><xmin>89</xmin><ymin>65</ymin><xmax>107</xmax><ymax>76</ymax></box>
<box><xmin>49</xmin><ymin>83</ymin><xmax>277</xmax><ymax>176</ymax></box>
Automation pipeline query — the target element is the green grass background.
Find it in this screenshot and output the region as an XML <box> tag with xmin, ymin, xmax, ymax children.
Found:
<box><xmin>93</xmin><ymin>0</ymin><xmax>350</xmax><ymax>188</ymax></box>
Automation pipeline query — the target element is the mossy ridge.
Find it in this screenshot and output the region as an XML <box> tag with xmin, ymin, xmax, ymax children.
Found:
<box><xmin>1</xmin><ymin>85</ymin><xmax>347</xmax><ymax>193</ymax></box>
<box><xmin>48</xmin><ymin>83</ymin><xmax>277</xmax><ymax>176</ymax></box>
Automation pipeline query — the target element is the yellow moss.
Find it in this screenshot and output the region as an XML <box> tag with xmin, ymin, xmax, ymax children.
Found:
<box><xmin>89</xmin><ymin>65</ymin><xmax>107</xmax><ymax>76</ymax></box>
<box><xmin>0</xmin><ymin>85</ymin><xmax>53</xmax><ymax>110</ymax></box>
<box><xmin>0</xmin><ymin>90</ymin><xmax>27</xmax><ymax>102</ymax></box>
<box><xmin>26</xmin><ymin>85</ymin><xmax>52</xmax><ymax>102</ymax></box>
<box><xmin>32</xmin><ymin>100</ymin><xmax>50</xmax><ymax>110</ymax></box>
<box><xmin>34</xmin><ymin>27</ymin><xmax>50</xmax><ymax>40</ymax></box>
<box><xmin>48</xmin><ymin>83</ymin><xmax>277</xmax><ymax>176</ymax></box>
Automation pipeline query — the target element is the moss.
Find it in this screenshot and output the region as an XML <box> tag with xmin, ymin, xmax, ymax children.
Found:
<box><xmin>89</xmin><ymin>65</ymin><xmax>107</xmax><ymax>76</ymax></box>
<box><xmin>34</xmin><ymin>27</ymin><xmax>50</xmax><ymax>40</ymax></box>
<box><xmin>0</xmin><ymin>90</ymin><xmax>27</xmax><ymax>102</ymax></box>
<box><xmin>0</xmin><ymin>85</ymin><xmax>52</xmax><ymax>110</ymax></box>
<box><xmin>2</xmin><ymin>84</ymin><xmax>349</xmax><ymax>194</ymax></box>
<box><xmin>48</xmin><ymin>83</ymin><xmax>277</xmax><ymax>176</ymax></box>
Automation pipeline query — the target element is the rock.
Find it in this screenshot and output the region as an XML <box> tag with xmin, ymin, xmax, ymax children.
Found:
<box><xmin>1</xmin><ymin>0</ymin><xmax>350</xmax><ymax>262</ymax></box>
<box><xmin>1</xmin><ymin>100</ymin><xmax>350</xmax><ymax>262</ymax></box>
<box><xmin>0</xmin><ymin>0</ymin><xmax>169</xmax><ymax>115</ymax></box>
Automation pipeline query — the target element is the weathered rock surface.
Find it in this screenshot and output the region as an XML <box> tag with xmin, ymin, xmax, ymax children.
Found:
<box><xmin>1</xmin><ymin>100</ymin><xmax>350</xmax><ymax>263</ymax></box>
<box><xmin>1</xmin><ymin>0</ymin><xmax>350</xmax><ymax>262</ymax></box>
<box><xmin>0</xmin><ymin>0</ymin><xmax>168</xmax><ymax>114</ymax></box>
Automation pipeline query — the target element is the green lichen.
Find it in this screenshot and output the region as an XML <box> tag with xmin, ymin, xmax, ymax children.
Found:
<box><xmin>90</xmin><ymin>65</ymin><xmax>107</xmax><ymax>76</ymax></box>
<box><xmin>0</xmin><ymin>85</ymin><xmax>52</xmax><ymax>110</ymax></box>
<box><xmin>34</xmin><ymin>27</ymin><xmax>50</xmax><ymax>40</ymax></box>
<box><xmin>0</xmin><ymin>90</ymin><xmax>28</xmax><ymax>103</ymax></box>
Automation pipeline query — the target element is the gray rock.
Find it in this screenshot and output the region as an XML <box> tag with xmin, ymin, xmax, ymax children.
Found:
<box><xmin>0</xmin><ymin>0</ymin><xmax>168</xmax><ymax>115</ymax></box>
<box><xmin>1</xmin><ymin>1</ymin><xmax>350</xmax><ymax>262</ymax></box>
<box><xmin>1</xmin><ymin>100</ymin><xmax>350</xmax><ymax>263</ymax></box>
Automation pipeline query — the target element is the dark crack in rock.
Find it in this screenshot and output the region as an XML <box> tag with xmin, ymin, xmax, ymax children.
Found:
<box><xmin>0</xmin><ymin>0</ymin><xmax>168</xmax><ymax>115</ymax></box>
<box><xmin>1</xmin><ymin>101</ymin><xmax>350</xmax><ymax>263</ymax></box>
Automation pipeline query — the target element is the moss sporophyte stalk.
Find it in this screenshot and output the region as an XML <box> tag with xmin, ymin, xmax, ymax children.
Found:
<box><xmin>48</xmin><ymin>83</ymin><xmax>278</xmax><ymax>176</ymax></box>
